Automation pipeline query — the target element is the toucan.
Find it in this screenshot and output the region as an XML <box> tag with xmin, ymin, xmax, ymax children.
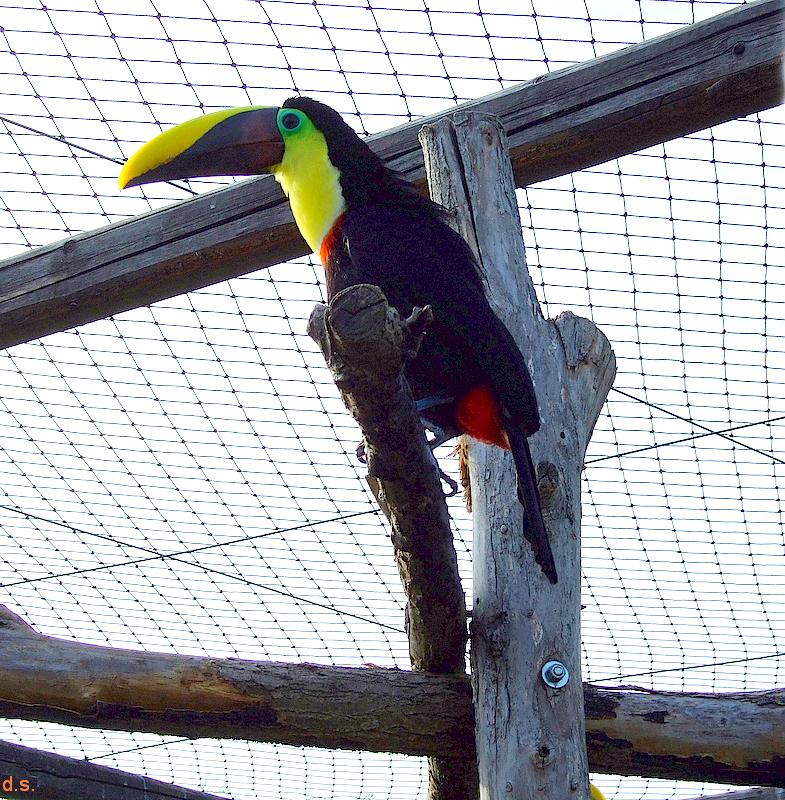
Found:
<box><xmin>120</xmin><ymin>97</ymin><xmax>557</xmax><ymax>583</ymax></box>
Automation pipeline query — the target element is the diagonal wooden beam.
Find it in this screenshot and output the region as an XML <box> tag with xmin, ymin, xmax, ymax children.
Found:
<box><xmin>0</xmin><ymin>738</ymin><xmax>232</xmax><ymax>800</ymax></box>
<box><xmin>0</xmin><ymin>0</ymin><xmax>781</xmax><ymax>350</ymax></box>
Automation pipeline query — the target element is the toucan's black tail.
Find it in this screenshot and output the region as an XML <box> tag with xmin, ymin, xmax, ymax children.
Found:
<box><xmin>506</xmin><ymin>427</ymin><xmax>558</xmax><ymax>584</ymax></box>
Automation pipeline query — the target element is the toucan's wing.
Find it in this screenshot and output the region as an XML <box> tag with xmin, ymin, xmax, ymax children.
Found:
<box><xmin>334</xmin><ymin>203</ymin><xmax>555</xmax><ymax>582</ymax></box>
<box><xmin>332</xmin><ymin>204</ymin><xmax>541</xmax><ymax>435</ymax></box>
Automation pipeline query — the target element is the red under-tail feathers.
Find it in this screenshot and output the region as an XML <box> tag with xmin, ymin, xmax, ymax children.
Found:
<box><xmin>456</xmin><ymin>384</ymin><xmax>510</xmax><ymax>449</ymax></box>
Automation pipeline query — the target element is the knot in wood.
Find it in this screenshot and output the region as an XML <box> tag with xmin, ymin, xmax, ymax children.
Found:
<box><xmin>476</xmin><ymin>608</ymin><xmax>509</xmax><ymax>657</ymax></box>
<box><xmin>555</xmin><ymin>311</ymin><xmax>596</xmax><ymax>369</ymax></box>
<box><xmin>536</xmin><ymin>460</ymin><xmax>560</xmax><ymax>509</ymax></box>
<box><xmin>532</xmin><ymin>743</ymin><xmax>552</xmax><ymax>770</ymax></box>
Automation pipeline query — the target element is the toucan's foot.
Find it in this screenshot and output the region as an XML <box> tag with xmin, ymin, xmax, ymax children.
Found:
<box><xmin>428</xmin><ymin>429</ymin><xmax>454</xmax><ymax>450</ymax></box>
<box><xmin>402</xmin><ymin>305</ymin><xmax>434</xmax><ymax>360</ymax></box>
<box><xmin>421</xmin><ymin>419</ymin><xmax>458</xmax><ymax>451</ymax></box>
<box><xmin>415</xmin><ymin>397</ymin><xmax>459</xmax><ymax>448</ymax></box>
<box><xmin>357</xmin><ymin>431</ymin><xmax>455</xmax><ymax>496</ymax></box>
<box><xmin>416</xmin><ymin>413</ymin><xmax>459</xmax><ymax>496</ymax></box>
<box><xmin>415</xmin><ymin>410</ymin><xmax>452</xmax><ymax>448</ymax></box>
<box><xmin>438</xmin><ymin>467</ymin><xmax>459</xmax><ymax>497</ymax></box>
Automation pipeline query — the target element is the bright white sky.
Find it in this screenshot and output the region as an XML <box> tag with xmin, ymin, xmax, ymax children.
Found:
<box><xmin>0</xmin><ymin>0</ymin><xmax>783</xmax><ymax>798</ymax></box>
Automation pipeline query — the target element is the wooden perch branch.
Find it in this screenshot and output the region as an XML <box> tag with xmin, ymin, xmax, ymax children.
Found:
<box><xmin>307</xmin><ymin>286</ymin><xmax>467</xmax><ymax>675</ymax></box>
<box><xmin>307</xmin><ymin>287</ymin><xmax>476</xmax><ymax>800</ymax></box>
<box><xmin>0</xmin><ymin>738</ymin><xmax>231</xmax><ymax>800</ymax></box>
<box><xmin>584</xmin><ymin>683</ymin><xmax>785</xmax><ymax>786</ymax></box>
<box><xmin>1</xmin><ymin>607</ymin><xmax>785</xmax><ymax>785</ymax></box>
<box><xmin>0</xmin><ymin>604</ymin><xmax>474</xmax><ymax>756</ymax></box>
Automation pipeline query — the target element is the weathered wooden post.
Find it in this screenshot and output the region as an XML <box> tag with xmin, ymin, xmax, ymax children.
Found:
<box><xmin>420</xmin><ymin>113</ymin><xmax>615</xmax><ymax>799</ymax></box>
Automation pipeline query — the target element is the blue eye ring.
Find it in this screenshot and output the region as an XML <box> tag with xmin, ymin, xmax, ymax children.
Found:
<box><xmin>280</xmin><ymin>111</ymin><xmax>302</xmax><ymax>132</ymax></box>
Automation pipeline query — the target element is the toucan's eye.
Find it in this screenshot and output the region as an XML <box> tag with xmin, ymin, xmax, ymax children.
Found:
<box><xmin>280</xmin><ymin>112</ymin><xmax>301</xmax><ymax>131</ymax></box>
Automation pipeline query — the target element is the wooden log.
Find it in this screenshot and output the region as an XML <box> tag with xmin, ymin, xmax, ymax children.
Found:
<box><xmin>0</xmin><ymin>604</ymin><xmax>474</xmax><ymax>756</ymax></box>
<box><xmin>1</xmin><ymin>607</ymin><xmax>785</xmax><ymax>785</ymax></box>
<box><xmin>584</xmin><ymin>684</ymin><xmax>785</xmax><ymax>786</ymax></box>
<box><xmin>307</xmin><ymin>288</ymin><xmax>476</xmax><ymax>800</ymax></box>
<box><xmin>680</xmin><ymin>790</ymin><xmax>785</xmax><ymax>800</ymax></box>
<box><xmin>0</xmin><ymin>0</ymin><xmax>781</xmax><ymax>350</ymax></box>
<box><xmin>0</xmin><ymin>738</ymin><xmax>231</xmax><ymax>800</ymax></box>
<box><xmin>420</xmin><ymin>113</ymin><xmax>616</xmax><ymax>799</ymax></box>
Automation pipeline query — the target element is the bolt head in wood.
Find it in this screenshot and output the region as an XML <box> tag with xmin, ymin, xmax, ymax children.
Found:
<box><xmin>542</xmin><ymin>660</ymin><xmax>569</xmax><ymax>688</ymax></box>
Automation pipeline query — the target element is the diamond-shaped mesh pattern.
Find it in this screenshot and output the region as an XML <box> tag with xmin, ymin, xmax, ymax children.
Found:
<box><xmin>0</xmin><ymin>1</ymin><xmax>783</xmax><ymax>798</ymax></box>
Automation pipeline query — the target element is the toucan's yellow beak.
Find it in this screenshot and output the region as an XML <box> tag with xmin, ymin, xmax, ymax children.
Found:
<box><xmin>119</xmin><ymin>105</ymin><xmax>284</xmax><ymax>190</ymax></box>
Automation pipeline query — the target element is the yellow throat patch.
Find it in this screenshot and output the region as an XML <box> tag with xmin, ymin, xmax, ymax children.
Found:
<box><xmin>271</xmin><ymin>124</ymin><xmax>345</xmax><ymax>255</ymax></box>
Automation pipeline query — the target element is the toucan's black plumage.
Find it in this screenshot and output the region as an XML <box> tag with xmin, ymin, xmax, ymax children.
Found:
<box><xmin>284</xmin><ymin>98</ymin><xmax>557</xmax><ymax>583</ymax></box>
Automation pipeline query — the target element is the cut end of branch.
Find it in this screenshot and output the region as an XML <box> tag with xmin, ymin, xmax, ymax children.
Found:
<box><xmin>0</xmin><ymin>604</ymin><xmax>39</xmax><ymax>637</ymax></box>
<box><xmin>311</xmin><ymin>285</ymin><xmax>405</xmax><ymax>385</ymax></box>
<box><xmin>329</xmin><ymin>284</ymin><xmax>392</xmax><ymax>343</ymax></box>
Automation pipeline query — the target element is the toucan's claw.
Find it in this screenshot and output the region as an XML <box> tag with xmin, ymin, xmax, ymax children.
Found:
<box><xmin>439</xmin><ymin>468</ymin><xmax>459</xmax><ymax>498</ymax></box>
<box><xmin>422</xmin><ymin>420</ymin><xmax>456</xmax><ymax>451</ymax></box>
<box><xmin>402</xmin><ymin>305</ymin><xmax>434</xmax><ymax>361</ymax></box>
<box><xmin>357</xmin><ymin>433</ymin><xmax>455</xmax><ymax>497</ymax></box>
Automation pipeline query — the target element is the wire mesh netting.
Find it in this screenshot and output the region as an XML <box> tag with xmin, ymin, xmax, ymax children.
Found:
<box><xmin>0</xmin><ymin>0</ymin><xmax>783</xmax><ymax>798</ymax></box>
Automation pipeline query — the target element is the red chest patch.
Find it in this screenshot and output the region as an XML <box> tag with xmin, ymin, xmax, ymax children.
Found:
<box><xmin>319</xmin><ymin>212</ymin><xmax>347</xmax><ymax>267</ymax></box>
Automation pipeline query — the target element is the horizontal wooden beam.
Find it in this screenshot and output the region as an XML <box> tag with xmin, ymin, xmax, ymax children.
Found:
<box><xmin>1</xmin><ymin>605</ymin><xmax>784</xmax><ymax>786</ymax></box>
<box><xmin>681</xmin><ymin>790</ymin><xmax>785</xmax><ymax>800</ymax></box>
<box><xmin>0</xmin><ymin>738</ymin><xmax>231</xmax><ymax>800</ymax></box>
<box><xmin>0</xmin><ymin>0</ymin><xmax>781</xmax><ymax>349</ymax></box>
